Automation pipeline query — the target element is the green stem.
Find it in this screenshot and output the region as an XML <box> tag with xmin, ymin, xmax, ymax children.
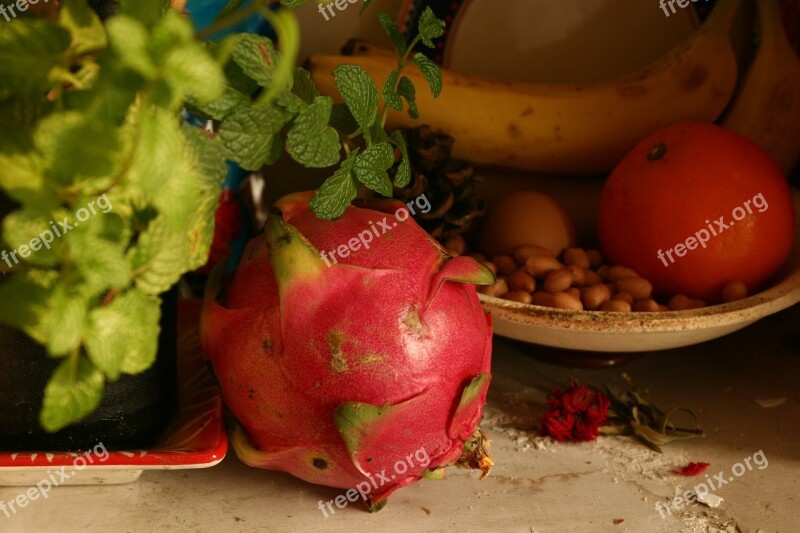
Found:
<box><xmin>346</xmin><ymin>126</ymin><xmax>363</xmax><ymax>140</ymax></box>
<box><xmin>379</xmin><ymin>35</ymin><xmax>422</xmax><ymax>128</ymax></box>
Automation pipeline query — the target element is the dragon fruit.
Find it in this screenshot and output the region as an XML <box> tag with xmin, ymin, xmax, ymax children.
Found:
<box><xmin>200</xmin><ymin>191</ymin><xmax>495</xmax><ymax>510</ymax></box>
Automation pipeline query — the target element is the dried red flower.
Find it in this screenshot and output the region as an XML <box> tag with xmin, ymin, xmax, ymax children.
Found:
<box><xmin>674</xmin><ymin>462</ymin><xmax>710</xmax><ymax>476</ymax></box>
<box><xmin>539</xmin><ymin>384</ymin><xmax>611</xmax><ymax>442</ymax></box>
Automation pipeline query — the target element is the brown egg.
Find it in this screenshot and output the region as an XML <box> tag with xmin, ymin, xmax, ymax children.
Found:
<box><xmin>478</xmin><ymin>191</ymin><xmax>577</xmax><ymax>257</ymax></box>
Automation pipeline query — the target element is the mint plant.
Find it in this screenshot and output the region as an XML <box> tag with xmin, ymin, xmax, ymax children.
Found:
<box><xmin>0</xmin><ymin>0</ymin><xmax>443</xmax><ymax>432</ymax></box>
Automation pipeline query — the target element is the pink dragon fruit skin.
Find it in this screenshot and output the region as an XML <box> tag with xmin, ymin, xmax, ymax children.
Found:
<box><xmin>201</xmin><ymin>192</ymin><xmax>495</xmax><ymax>510</ymax></box>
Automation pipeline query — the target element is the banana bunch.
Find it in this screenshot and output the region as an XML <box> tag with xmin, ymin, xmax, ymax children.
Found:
<box><xmin>309</xmin><ymin>0</ymin><xmax>743</xmax><ymax>175</ymax></box>
<box><xmin>721</xmin><ymin>0</ymin><xmax>800</xmax><ymax>175</ymax></box>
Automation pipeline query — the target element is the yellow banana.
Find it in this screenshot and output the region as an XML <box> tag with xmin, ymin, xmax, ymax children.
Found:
<box><xmin>309</xmin><ymin>0</ymin><xmax>742</xmax><ymax>175</ymax></box>
<box><xmin>721</xmin><ymin>0</ymin><xmax>800</xmax><ymax>175</ymax></box>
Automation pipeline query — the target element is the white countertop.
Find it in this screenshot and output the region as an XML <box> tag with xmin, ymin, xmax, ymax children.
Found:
<box><xmin>2</xmin><ymin>303</ymin><xmax>798</xmax><ymax>533</ymax></box>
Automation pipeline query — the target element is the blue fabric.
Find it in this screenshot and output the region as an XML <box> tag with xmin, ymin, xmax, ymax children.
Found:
<box><xmin>185</xmin><ymin>0</ymin><xmax>275</xmax><ymax>40</ymax></box>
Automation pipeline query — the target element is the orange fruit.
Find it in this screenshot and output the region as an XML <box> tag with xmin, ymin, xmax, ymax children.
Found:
<box><xmin>598</xmin><ymin>122</ymin><xmax>796</xmax><ymax>303</ymax></box>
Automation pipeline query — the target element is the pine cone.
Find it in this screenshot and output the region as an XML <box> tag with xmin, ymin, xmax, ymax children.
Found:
<box><xmin>391</xmin><ymin>126</ymin><xmax>485</xmax><ymax>241</ymax></box>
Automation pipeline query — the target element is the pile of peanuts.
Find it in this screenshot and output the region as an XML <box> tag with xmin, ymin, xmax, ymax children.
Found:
<box><xmin>444</xmin><ymin>237</ymin><xmax>748</xmax><ymax>312</ymax></box>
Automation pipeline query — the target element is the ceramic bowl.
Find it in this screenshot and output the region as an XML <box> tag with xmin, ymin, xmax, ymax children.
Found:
<box><xmin>479</xmin><ymin>191</ymin><xmax>800</xmax><ymax>353</ymax></box>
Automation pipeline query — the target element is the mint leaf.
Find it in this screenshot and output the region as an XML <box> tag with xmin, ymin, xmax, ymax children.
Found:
<box><xmin>154</xmin><ymin>158</ymin><xmax>203</xmax><ymax>230</ymax></box>
<box><xmin>286</xmin><ymin>96</ymin><xmax>341</xmax><ymax>168</ymax></box>
<box><xmin>232</xmin><ymin>34</ymin><xmax>279</xmax><ymax>86</ymax></box>
<box><xmin>163</xmin><ymin>42</ymin><xmax>226</xmax><ymax>104</ymax></box>
<box><xmin>70</xmin><ymin>233</ymin><xmax>131</xmax><ymax>297</ymax></box>
<box><xmin>310</xmin><ymin>150</ymin><xmax>360</xmax><ymax>220</ymax></box>
<box><xmin>223</xmin><ymin>60</ymin><xmax>260</xmax><ymax>96</ymax></box>
<box><xmin>281</xmin><ymin>0</ymin><xmax>309</xmax><ymax>6</ymax></box>
<box><xmin>45</xmin><ymin>284</ymin><xmax>88</xmax><ymax>356</ymax></box>
<box><xmin>128</xmin><ymin>216</ymin><xmax>190</xmax><ymax>295</ymax></box>
<box><xmin>413</xmin><ymin>53</ymin><xmax>443</xmax><ymax>98</ymax></box>
<box><xmin>354</xmin><ymin>143</ymin><xmax>394</xmax><ymax>197</ymax></box>
<box><xmin>105</xmin><ymin>15</ymin><xmax>158</xmax><ymax>79</ymax></box>
<box><xmin>59</xmin><ymin>0</ymin><xmax>107</xmax><ymax>56</ymax></box>
<box><xmin>35</xmin><ymin>112</ymin><xmax>121</xmax><ymax>184</ymax></box>
<box><xmin>369</xmin><ymin>120</ymin><xmax>389</xmax><ymax>144</ymax></box>
<box><xmin>377</xmin><ymin>12</ymin><xmax>407</xmax><ymax>56</ymax></box>
<box><xmin>397</xmin><ymin>76</ymin><xmax>419</xmax><ymax>119</ymax></box>
<box><xmin>176</xmin><ymin>131</ymin><xmax>224</xmax><ymax>268</ymax></box>
<box><xmin>360</xmin><ymin>0</ymin><xmax>374</xmax><ymax>14</ymax></box>
<box><xmin>382</xmin><ymin>70</ymin><xmax>403</xmax><ymax>111</ymax></box>
<box><xmin>188</xmin><ymin>87</ymin><xmax>250</xmax><ymax>121</ymax></box>
<box><xmin>85</xmin><ymin>289</ymin><xmax>160</xmax><ymax>380</ymax></box>
<box><xmin>0</xmin><ymin>270</ymin><xmax>57</xmax><ymax>345</ymax></box>
<box><xmin>182</xmin><ymin>126</ymin><xmax>229</xmax><ymax>188</ymax></box>
<box><xmin>0</xmin><ymin>20</ymin><xmax>71</xmax><ymax>93</ymax></box>
<box><xmin>125</xmin><ymin>108</ymin><xmax>183</xmax><ymax>195</ymax></box>
<box><xmin>275</xmin><ymin>91</ymin><xmax>308</xmax><ymax>114</ymax></box>
<box><xmin>219</xmin><ymin>105</ymin><xmax>290</xmax><ymax>171</ymax></box>
<box><xmin>186</xmin><ymin>188</ymin><xmax>222</xmax><ymax>268</ymax></box>
<box><xmin>119</xmin><ymin>0</ymin><xmax>167</xmax><ymax>27</ymax></box>
<box><xmin>389</xmin><ymin>130</ymin><xmax>411</xmax><ymax>188</ymax></box>
<box><xmin>330</xmin><ymin>103</ymin><xmax>359</xmax><ymax>135</ymax></box>
<box><xmin>1</xmin><ymin>209</ymin><xmax>62</xmax><ymax>267</ymax></box>
<box><xmin>0</xmin><ymin>149</ymin><xmax>58</xmax><ymax>207</ymax></box>
<box><xmin>333</xmin><ymin>65</ymin><xmax>379</xmax><ymax>134</ymax></box>
<box><xmin>292</xmin><ymin>68</ymin><xmax>321</xmax><ymax>104</ymax></box>
<box><xmin>40</xmin><ymin>355</ymin><xmax>105</xmax><ymax>433</ymax></box>
<box><xmin>417</xmin><ymin>7</ymin><xmax>446</xmax><ymax>48</ymax></box>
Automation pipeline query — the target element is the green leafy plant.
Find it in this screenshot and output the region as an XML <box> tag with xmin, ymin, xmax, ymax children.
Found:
<box><xmin>0</xmin><ymin>0</ymin><xmax>442</xmax><ymax>432</ymax></box>
<box><xmin>192</xmin><ymin>0</ymin><xmax>444</xmax><ymax>220</ymax></box>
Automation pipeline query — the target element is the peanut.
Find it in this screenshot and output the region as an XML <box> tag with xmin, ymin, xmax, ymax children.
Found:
<box><xmin>531</xmin><ymin>292</ymin><xmax>555</xmax><ymax>307</ymax></box>
<box><xmin>722</xmin><ymin>281</ymin><xmax>748</xmax><ymax>303</ymax></box>
<box><xmin>633</xmin><ymin>299</ymin><xmax>660</xmax><ymax>312</ymax></box>
<box><xmin>608</xmin><ymin>265</ymin><xmax>639</xmax><ymax>282</ymax></box>
<box><xmin>562</xmin><ymin>248</ymin><xmax>591</xmax><ymax>269</ymax></box>
<box><xmin>583</xmin><ymin>269</ymin><xmax>603</xmax><ymax>286</ymax></box>
<box><xmin>586</xmin><ymin>249</ymin><xmax>604</xmax><ymax>269</ymax></box>
<box><xmin>552</xmin><ymin>291</ymin><xmax>584</xmax><ymax>310</ymax></box>
<box><xmin>565</xmin><ymin>287</ymin><xmax>581</xmax><ymax>301</ymax></box>
<box><xmin>615</xmin><ymin>277</ymin><xmax>653</xmax><ymax>301</ymax></box>
<box><xmin>493</xmin><ymin>255</ymin><xmax>519</xmax><ymax>276</ymax></box>
<box><xmin>582</xmin><ymin>284</ymin><xmax>612</xmax><ymax>310</ymax></box>
<box><xmin>600</xmin><ymin>299</ymin><xmax>632</xmax><ymax>312</ymax></box>
<box><xmin>514</xmin><ymin>244</ymin><xmax>554</xmax><ymax>264</ymax></box>
<box><xmin>543</xmin><ymin>269</ymin><xmax>573</xmax><ymax>293</ymax></box>
<box><xmin>668</xmin><ymin>294</ymin><xmax>697</xmax><ymax>311</ymax></box>
<box><xmin>504</xmin><ymin>290</ymin><xmax>533</xmax><ymax>304</ymax></box>
<box><xmin>508</xmin><ymin>270</ymin><xmax>536</xmax><ymax>293</ymax></box>
<box><xmin>566</xmin><ymin>264</ymin><xmax>586</xmax><ymax>287</ymax></box>
<box><xmin>613</xmin><ymin>291</ymin><xmax>634</xmax><ymax>305</ymax></box>
<box><xmin>475</xmin><ymin>244</ymin><xmax>710</xmax><ymax>314</ymax></box>
<box><xmin>597</xmin><ymin>265</ymin><xmax>611</xmax><ymax>282</ymax></box>
<box><xmin>525</xmin><ymin>255</ymin><xmax>563</xmax><ymax>278</ymax></box>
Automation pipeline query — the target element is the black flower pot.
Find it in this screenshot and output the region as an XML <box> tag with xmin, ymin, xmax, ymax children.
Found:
<box><xmin>0</xmin><ymin>290</ymin><xmax>178</xmax><ymax>452</ymax></box>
